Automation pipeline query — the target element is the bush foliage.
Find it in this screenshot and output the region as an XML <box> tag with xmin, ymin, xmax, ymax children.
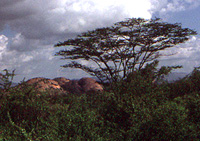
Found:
<box><xmin>1</xmin><ymin>67</ymin><xmax>200</xmax><ymax>140</ymax></box>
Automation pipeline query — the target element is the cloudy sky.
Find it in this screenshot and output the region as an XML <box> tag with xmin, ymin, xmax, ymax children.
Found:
<box><xmin>0</xmin><ymin>0</ymin><xmax>200</xmax><ymax>82</ymax></box>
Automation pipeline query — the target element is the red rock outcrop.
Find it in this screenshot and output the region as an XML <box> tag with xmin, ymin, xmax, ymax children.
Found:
<box><xmin>26</xmin><ymin>77</ymin><xmax>61</xmax><ymax>92</ymax></box>
<box><xmin>53</xmin><ymin>77</ymin><xmax>70</xmax><ymax>88</ymax></box>
<box><xmin>78</xmin><ymin>77</ymin><xmax>103</xmax><ymax>93</ymax></box>
<box><xmin>53</xmin><ymin>77</ymin><xmax>83</xmax><ymax>94</ymax></box>
<box><xmin>53</xmin><ymin>77</ymin><xmax>103</xmax><ymax>94</ymax></box>
<box><xmin>66</xmin><ymin>80</ymin><xmax>83</xmax><ymax>94</ymax></box>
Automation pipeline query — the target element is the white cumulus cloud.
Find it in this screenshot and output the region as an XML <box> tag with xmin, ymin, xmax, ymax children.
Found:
<box><xmin>150</xmin><ymin>0</ymin><xmax>200</xmax><ymax>17</ymax></box>
<box><xmin>158</xmin><ymin>36</ymin><xmax>200</xmax><ymax>73</ymax></box>
<box><xmin>0</xmin><ymin>35</ymin><xmax>8</xmax><ymax>59</ymax></box>
<box><xmin>0</xmin><ymin>35</ymin><xmax>8</xmax><ymax>51</ymax></box>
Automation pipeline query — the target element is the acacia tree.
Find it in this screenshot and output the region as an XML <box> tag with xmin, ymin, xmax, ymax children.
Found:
<box><xmin>55</xmin><ymin>18</ymin><xmax>196</xmax><ymax>83</ymax></box>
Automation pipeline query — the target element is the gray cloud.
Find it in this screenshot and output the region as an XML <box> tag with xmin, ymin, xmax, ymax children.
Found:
<box><xmin>1</xmin><ymin>0</ymin><xmax>152</xmax><ymax>52</ymax></box>
<box><xmin>158</xmin><ymin>36</ymin><xmax>200</xmax><ymax>73</ymax></box>
<box><xmin>0</xmin><ymin>0</ymin><xmax>35</xmax><ymax>22</ymax></box>
<box><xmin>1</xmin><ymin>0</ymin><xmax>152</xmax><ymax>41</ymax></box>
<box><xmin>0</xmin><ymin>0</ymin><xmax>24</xmax><ymax>7</ymax></box>
<box><xmin>150</xmin><ymin>0</ymin><xmax>200</xmax><ymax>18</ymax></box>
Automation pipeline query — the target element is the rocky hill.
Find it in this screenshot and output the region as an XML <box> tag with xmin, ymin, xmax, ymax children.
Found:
<box><xmin>13</xmin><ymin>77</ymin><xmax>104</xmax><ymax>95</ymax></box>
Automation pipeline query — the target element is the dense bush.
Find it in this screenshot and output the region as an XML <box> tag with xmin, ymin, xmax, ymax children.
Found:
<box><xmin>166</xmin><ymin>67</ymin><xmax>200</xmax><ymax>99</ymax></box>
<box><xmin>1</xmin><ymin>68</ymin><xmax>200</xmax><ymax>140</ymax></box>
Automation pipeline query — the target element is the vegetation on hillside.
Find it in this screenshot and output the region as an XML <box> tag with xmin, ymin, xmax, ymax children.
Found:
<box><xmin>1</xmin><ymin>66</ymin><xmax>200</xmax><ymax>140</ymax></box>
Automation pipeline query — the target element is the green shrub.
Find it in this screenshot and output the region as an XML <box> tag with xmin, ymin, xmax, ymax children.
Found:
<box><xmin>1</xmin><ymin>68</ymin><xmax>200</xmax><ymax>140</ymax></box>
<box><xmin>166</xmin><ymin>67</ymin><xmax>200</xmax><ymax>98</ymax></box>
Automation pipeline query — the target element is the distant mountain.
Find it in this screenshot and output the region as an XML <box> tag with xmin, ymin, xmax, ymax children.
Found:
<box><xmin>92</xmin><ymin>72</ymin><xmax>189</xmax><ymax>83</ymax></box>
<box><xmin>163</xmin><ymin>72</ymin><xmax>188</xmax><ymax>82</ymax></box>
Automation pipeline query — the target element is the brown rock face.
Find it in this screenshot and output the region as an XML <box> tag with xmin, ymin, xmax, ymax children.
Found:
<box><xmin>53</xmin><ymin>77</ymin><xmax>103</xmax><ymax>94</ymax></box>
<box><xmin>78</xmin><ymin>77</ymin><xmax>103</xmax><ymax>93</ymax></box>
<box><xmin>26</xmin><ymin>77</ymin><xmax>61</xmax><ymax>91</ymax></box>
<box><xmin>66</xmin><ymin>80</ymin><xmax>83</xmax><ymax>94</ymax></box>
<box><xmin>53</xmin><ymin>77</ymin><xmax>83</xmax><ymax>94</ymax></box>
<box><xmin>53</xmin><ymin>77</ymin><xmax>70</xmax><ymax>87</ymax></box>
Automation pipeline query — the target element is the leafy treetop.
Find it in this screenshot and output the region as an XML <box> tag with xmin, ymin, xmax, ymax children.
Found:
<box><xmin>55</xmin><ymin>18</ymin><xmax>197</xmax><ymax>83</ymax></box>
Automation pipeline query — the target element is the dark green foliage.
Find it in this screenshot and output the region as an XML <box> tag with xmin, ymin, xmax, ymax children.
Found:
<box><xmin>1</xmin><ymin>67</ymin><xmax>200</xmax><ymax>140</ymax></box>
<box><xmin>55</xmin><ymin>18</ymin><xmax>196</xmax><ymax>83</ymax></box>
<box><xmin>109</xmin><ymin>59</ymin><xmax>181</xmax><ymax>96</ymax></box>
<box><xmin>0</xmin><ymin>69</ymin><xmax>15</xmax><ymax>90</ymax></box>
<box><xmin>166</xmin><ymin>67</ymin><xmax>200</xmax><ymax>98</ymax></box>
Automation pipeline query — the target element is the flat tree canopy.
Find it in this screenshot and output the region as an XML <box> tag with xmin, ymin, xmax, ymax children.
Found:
<box><xmin>55</xmin><ymin>18</ymin><xmax>197</xmax><ymax>83</ymax></box>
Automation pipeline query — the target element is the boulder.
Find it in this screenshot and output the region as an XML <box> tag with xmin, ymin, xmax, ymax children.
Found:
<box><xmin>53</xmin><ymin>77</ymin><xmax>83</xmax><ymax>94</ymax></box>
<box><xmin>26</xmin><ymin>77</ymin><xmax>61</xmax><ymax>92</ymax></box>
<box><xmin>53</xmin><ymin>77</ymin><xmax>103</xmax><ymax>94</ymax></box>
<box><xmin>78</xmin><ymin>77</ymin><xmax>103</xmax><ymax>93</ymax></box>
<box><xmin>66</xmin><ymin>80</ymin><xmax>83</xmax><ymax>94</ymax></box>
<box><xmin>53</xmin><ymin>77</ymin><xmax>70</xmax><ymax>88</ymax></box>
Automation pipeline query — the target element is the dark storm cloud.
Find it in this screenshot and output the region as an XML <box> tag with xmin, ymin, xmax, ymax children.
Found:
<box><xmin>0</xmin><ymin>0</ymin><xmax>132</xmax><ymax>52</ymax></box>
<box><xmin>0</xmin><ymin>0</ymin><xmax>35</xmax><ymax>21</ymax></box>
<box><xmin>0</xmin><ymin>0</ymin><xmax>24</xmax><ymax>7</ymax></box>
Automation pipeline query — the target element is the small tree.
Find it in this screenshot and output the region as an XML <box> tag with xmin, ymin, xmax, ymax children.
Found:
<box><xmin>0</xmin><ymin>69</ymin><xmax>16</xmax><ymax>91</ymax></box>
<box><xmin>55</xmin><ymin>18</ymin><xmax>196</xmax><ymax>83</ymax></box>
